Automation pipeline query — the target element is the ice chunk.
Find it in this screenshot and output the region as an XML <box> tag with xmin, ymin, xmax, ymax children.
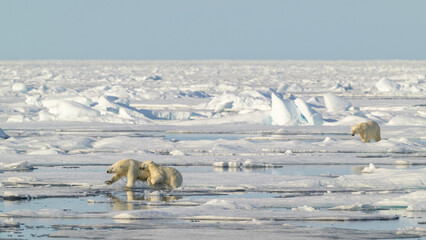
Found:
<box><xmin>277</xmin><ymin>83</ymin><xmax>304</xmax><ymax>92</ymax></box>
<box><xmin>329</xmin><ymin>203</ymin><xmax>376</xmax><ymax>211</ymax></box>
<box><xmin>0</xmin><ymin>161</ymin><xmax>34</xmax><ymax>171</ymax></box>
<box><xmin>242</xmin><ymin>160</ymin><xmax>275</xmax><ymax>168</ymax></box>
<box><xmin>206</xmin><ymin>91</ymin><xmax>270</xmax><ymax>113</ymax></box>
<box><xmin>291</xmin><ymin>206</ymin><xmax>317</xmax><ymax>212</ymax></box>
<box><xmin>376</xmin><ymin>78</ymin><xmax>400</xmax><ymax>92</ymax></box>
<box><xmin>388</xmin><ymin>115</ymin><xmax>426</xmax><ymax>126</ymax></box>
<box><xmin>323</xmin><ymin>137</ymin><xmax>337</xmax><ymax>143</ymax></box>
<box><xmin>47</xmin><ymin>100</ymin><xmax>100</xmax><ymax>121</ymax></box>
<box><xmin>25</xmin><ymin>95</ymin><xmax>42</xmax><ymax>106</ymax></box>
<box><xmin>213</xmin><ymin>161</ymin><xmax>242</xmax><ymax>168</ymax></box>
<box><xmin>11</xmin><ymin>82</ymin><xmax>29</xmax><ymax>93</ymax></box>
<box><xmin>145</xmin><ymin>75</ymin><xmax>162</xmax><ymax>81</ymax></box>
<box><xmin>323</xmin><ymin>93</ymin><xmax>352</xmax><ymax>112</ymax></box>
<box><xmin>361</xmin><ymin>163</ymin><xmax>376</xmax><ymax>174</ymax></box>
<box><xmin>407</xmin><ymin>204</ymin><xmax>426</xmax><ymax>212</ymax></box>
<box><xmin>2</xmin><ymin>191</ymin><xmax>31</xmax><ymax>201</ymax></box>
<box><xmin>0</xmin><ymin>128</ymin><xmax>9</xmax><ymax>139</ymax></box>
<box><xmin>0</xmin><ymin>218</ymin><xmax>20</xmax><ymax>228</ymax></box>
<box><xmin>169</xmin><ymin>150</ymin><xmax>185</xmax><ymax>156</ymax></box>
<box><xmin>306</xmin><ymin>96</ymin><xmax>323</xmax><ymax>108</ymax></box>
<box><xmin>270</xmin><ymin>92</ymin><xmax>299</xmax><ymax>125</ymax></box>
<box><xmin>294</xmin><ymin>98</ymin><xmax>323</xmax><ymax>125</ymax></box>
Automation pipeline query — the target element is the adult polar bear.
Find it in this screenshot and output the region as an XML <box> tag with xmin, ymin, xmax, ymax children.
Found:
<box><xmin>105</xmin><ymin>159</ymin><xmax>150</xmax><ymax>188</ymax></box>
<box><xmin>351</xmin><ymin>120</ymin><xmax>381</xmax><ymax>143</ymax></box>
<box><xmin>140</xmin><ymin>160</ymin><xmax>183</xmax><ymax>190</ymax></box>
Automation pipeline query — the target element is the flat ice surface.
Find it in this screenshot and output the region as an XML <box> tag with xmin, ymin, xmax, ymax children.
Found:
<box><xmin>1</xmin><ymin>60</ymin><xmax>426</xmax><ymax>239</ymax></box>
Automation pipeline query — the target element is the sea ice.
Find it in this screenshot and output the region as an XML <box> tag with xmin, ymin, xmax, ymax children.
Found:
<box><xmin>376</xmin><ymin>78</ymin><xmax>400</xmax><ymax>92</ymax></box>
<box><xmin>323</xmin><ymin>93</ymin><xmax>352</xmax><ymax>112</ymax></box>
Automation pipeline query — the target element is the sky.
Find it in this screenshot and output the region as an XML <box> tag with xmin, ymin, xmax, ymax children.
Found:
<box><xmin>1</xmin><ymin>0</ymin><xmax>425</xmax><ymax>60</ymax></box>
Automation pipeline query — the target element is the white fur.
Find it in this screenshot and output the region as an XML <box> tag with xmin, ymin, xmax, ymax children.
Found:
<box><xmin>351</xmin><ymin>120</ymin><xmax>381</xmax><ymax>143</ymax></box>
<box><xmin>140</xmin><ymin>160</ymin><xmax>183</xmax><ymax>190</ymax></box>
<box><xmin>106</xmin><ymin>158</ymin><xmax>150</xmax><ymax>188</ymax></box>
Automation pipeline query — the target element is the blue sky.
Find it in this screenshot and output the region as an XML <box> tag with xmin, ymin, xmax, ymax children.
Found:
<box><xmin>1</xmin><ymin>0</ymin><xmax>425</xmax><ymax>60</ymax></box>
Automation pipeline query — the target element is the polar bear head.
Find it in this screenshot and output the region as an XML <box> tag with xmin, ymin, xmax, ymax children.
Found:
<box><xmin>351</xmin><ymin>125</ymin><xmax>360</xmax><ymax>136</ymax></box>
<box><xmin>140</xmin><ymin>160</ymin><xmax>154</xmax><ymax>170</ymax></box>
<box><xmin>106</xmin><ymin>158</ymin><xmax>132</xmax><ymax>174</ymax></box>
<box><xmin>107</xmin><ymin>163</ymin><xmax>121</xmax><ymax>174</ymax></box>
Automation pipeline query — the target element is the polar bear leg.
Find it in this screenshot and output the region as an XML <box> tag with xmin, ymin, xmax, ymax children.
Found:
<box><xmin>106</xmin><ymin>174</ymin><xmax>122</xmax><ymax>185</ymax></box>
<box><xmin>374</xmin><ymin>128</ymin><xmax>381</xmax><ymax>142</ymax></box>
<box><xmin>363</xmin><ymin>129</ymin><xmax>370</xmax><ymax>143</ymax></box>
<box><xmin>126</xmin><ymin>174</ymin><xmax>136</xmax><ymax>188</ymax></box>
<box><xmin>149</xmin><ymin>174</ymin><xmax>164</xmax><ymax>186</ymax></box>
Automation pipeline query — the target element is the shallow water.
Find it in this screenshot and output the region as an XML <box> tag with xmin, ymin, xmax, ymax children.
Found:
<box><xmin>2</xmin><ymin>129</ymin><xmax>426</xmax><ymax>239</ymax></box>
<box><xmin>2</xmin><ymin>164</ymin><xmax>426</xmax><ymax>239</ymax></box>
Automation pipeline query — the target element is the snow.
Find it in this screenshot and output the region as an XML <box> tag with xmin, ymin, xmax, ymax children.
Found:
<box><xmin>1</xmin><ymin>60</ymin><xmax>426</xmax><ymax>239</ymax></box>
<box><xmin>376</xmin><ymin>77</ymin><xmax>400</xmax><ymax>92</ymax></box>
<box><xmin>323</xmin><ymin>93</ymin><xmax>352</xmax><ymax>112</ymax></box>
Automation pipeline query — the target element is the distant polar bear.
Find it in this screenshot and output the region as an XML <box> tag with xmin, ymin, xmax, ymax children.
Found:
<box><xmin>106</xmin><ymin>159</ymin><xmax>150</xmax><ymax>188</ymax></box>
<box><xmin>140</xmin><ymin>160</ymin><xmax>183</xmax><ymax>190</ymax></box>
<box><xmin>351</xmin><ymin>120</ymin><xmax>381</xmax><ymax>143</ymax></box>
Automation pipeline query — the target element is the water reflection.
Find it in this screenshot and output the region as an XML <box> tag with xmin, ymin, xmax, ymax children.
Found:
<box><xmin>107</xmin><ymin>190</ymin><xmax>182</xmax><ymax>211</ymax></box>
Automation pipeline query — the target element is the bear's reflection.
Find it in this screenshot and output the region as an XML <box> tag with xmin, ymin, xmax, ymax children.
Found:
<box><xmin>107</xmin><ymin>190</ymin><xmax>182</xmax><ymax>211</ymax></box>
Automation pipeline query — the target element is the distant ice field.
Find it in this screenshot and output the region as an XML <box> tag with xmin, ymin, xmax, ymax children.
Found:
<box><xmin>1</xmin><ymin>60</ymin><xmax>426</xmax><ymax>239</ymax></box>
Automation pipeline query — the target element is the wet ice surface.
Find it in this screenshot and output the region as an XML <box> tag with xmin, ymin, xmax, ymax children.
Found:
<box><xmin>1</xmin><ymin>60</ymin><xmax>426</xmax><ymax>239</ymax></box>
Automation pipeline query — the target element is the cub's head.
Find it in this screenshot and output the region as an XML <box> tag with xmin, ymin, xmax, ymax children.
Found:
<box><xmin>140</xmin><ymin>160</ymin><xmax>154</xmax><ymax>170</ymax></box>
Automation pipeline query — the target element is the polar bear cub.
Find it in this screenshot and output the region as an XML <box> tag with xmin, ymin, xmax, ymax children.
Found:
<box><xmin>351</xmin><ymin>120</ymin><xmax>381</xmax><ymax>143</ymax></box>
<box><xmin>106</xmin><ymin>158</ymin><xmax>150</xmax><ymax>188</ymax></box>
<box><xmin>140</xmin><ymin>160</ymin><xmax>183</xmax><ymax>190</ymax></box>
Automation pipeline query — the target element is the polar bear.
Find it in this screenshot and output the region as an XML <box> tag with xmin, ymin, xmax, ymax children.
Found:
<box><xmin>351</xmin><ymin>120</ymin><xmax>381</xmax><ymax>143</ymax></box>
<box><xmin>140</xmin><ymin>160</ymin><xmax>183</xmax><ymax>190</ymax></box>
<box><xmin>106</xmin><ymin>159</ymin><xmax>150</xmax><ymax>188</ymax></box>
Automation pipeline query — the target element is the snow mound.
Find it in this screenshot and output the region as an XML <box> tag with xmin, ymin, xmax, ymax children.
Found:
<box><xmin>323</xmin><ymin>93</ymin><xmax>352</xmax><ymax>112</ymax></box>
<box><xmin>145</xmin><ymin>74</ymin><xmax>162</xmax><ymax>81</ymax></box>
<box><xmin>407</xmin><ymin>204</ymin><xmax>426</xmax><ymax>212</ymax></box>
<box><xmin>376</xmin><ymin>78</ymin><xmax>400</xmax><ymax>92</ymax></box>
<box><xmin>11</xmin><ymin>82</ymin><xmax>29</xmax><ymax>93</ymax></box>
<box><xmin>388</xmin><ymin>115</ymin><xmax>426</xmax><ymax>126</ymax></box>
<box><xmin>206</xmin><ymin>91</ymin><xmax>270</xmax><ymax>113</ymax></box>
<box><xmin>27</xmin><ymin>148</ymin><xmax>66</xmax><ymax>155</ymax></box>
<box><xmin>213</xmin><ymin>161</ymin><xmax>242</xmax><ymax>168</ymax></box>
<box><xmin>277</xmin><ymin>83</ymin><xmax>304</xmax><ymax>92</ymax></box>
<box><xmin>330</xmin><ymin>83</ymin><xmax>353</xmax><ymax>91</ymax></box>
<box><xmin>113</xmin><ymin>211</ymin><xmax>172</xmax><ymax>219</ymax></box>
<box><xmin>361</xmin><ymin>163</ymin><xmax>376</xmax><ymax>174</ymax></box>
<box><xmin>291</xmin><ymin>206</ymin><xmax>317</xmax><ymax>212</ymax></box>
<box><xmin>242</xmin><ymin>160</ymin><xmax>275</xmax><ymax>168</ymax></box>
<box><xmin>44</xmin><ymin>100</ymin><xmax>100</xmax><ymax>121</ymax></box>
<box><xmin>204</xmin><ymin>199</ymin><xmax>256</xmax><ymax>210</ymax></box>
<box><xmin>213</xmin><ymin>160</ymin><xmax>275</xmax><ymax>169</ymax></box>
<box><xmin>169</xmin><ymin>150</ymin><xmax>186</xmax><ymax>156</ymax></box>
<box><xmin>0</xmin><ymin>161</ymin><xmax>34</xmax><ymax>171</ymax></box>
<box><xmin>329</xmin><ymin>203</ymin><xmax>377</xmax><ymax>211</ymax></box>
